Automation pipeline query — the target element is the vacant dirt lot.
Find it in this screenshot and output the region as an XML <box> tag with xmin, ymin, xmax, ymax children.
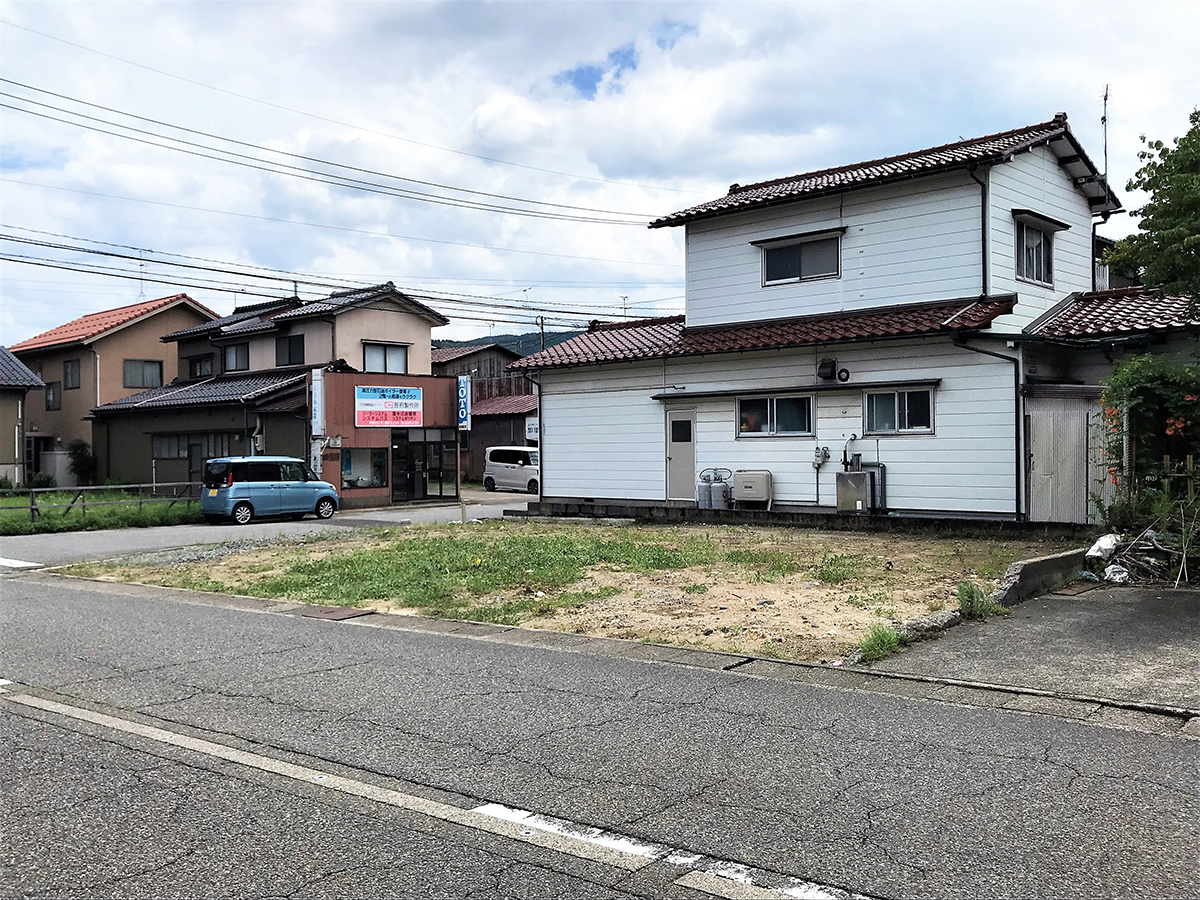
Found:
<box><xmin>72</xmin><ymin>521</ymin><xmax>1078</xmax><ymax>662</ymax></box>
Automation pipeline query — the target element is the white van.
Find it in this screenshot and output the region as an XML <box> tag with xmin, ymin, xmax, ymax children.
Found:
<box><xmin>483</xmin><ymin>446</ymin><xmax>540</xmax><ymax>494</ymax></box>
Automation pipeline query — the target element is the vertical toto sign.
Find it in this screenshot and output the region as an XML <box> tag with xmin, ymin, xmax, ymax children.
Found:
<box><xmin>354</xmin><ymin>386</ymin><xmax>423</xmax><ymax>427</ymax></box>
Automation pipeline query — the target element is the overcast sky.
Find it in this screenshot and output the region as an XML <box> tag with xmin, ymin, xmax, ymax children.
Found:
<box><xmin>2</xmin><ymin>0</ymin><xmax>1197</xmax><ymax>346</ymax></box>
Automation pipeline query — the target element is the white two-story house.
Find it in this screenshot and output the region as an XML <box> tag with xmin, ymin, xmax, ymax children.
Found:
<box><xmin>512</xmin><ymin>114</ymin><xmax>1195</xmax><ymax>523</ymax></box>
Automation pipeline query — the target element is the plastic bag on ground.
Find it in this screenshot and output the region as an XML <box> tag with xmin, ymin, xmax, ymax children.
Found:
<box><xmin>1104</xmin><ymin>563</ymin><xmax>1130</xmax><ymax>584</ymax></box>
<box><xmin>1087</xmin><ymin>534</ymin><xmax>1122</xmax><ymax>563</ymax></box>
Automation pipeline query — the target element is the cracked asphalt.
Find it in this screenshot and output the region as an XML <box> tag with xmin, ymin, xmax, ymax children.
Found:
<box><xmin>2</xmin><ymin>574</ymin><xmax>1197</xmax><ymax>899</ymax></box>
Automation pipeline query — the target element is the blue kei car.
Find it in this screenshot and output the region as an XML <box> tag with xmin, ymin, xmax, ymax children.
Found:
<box><xmin>201</xmin><ymin>456</ymin><xmax>339</xmax><ymax>525</ymax></box>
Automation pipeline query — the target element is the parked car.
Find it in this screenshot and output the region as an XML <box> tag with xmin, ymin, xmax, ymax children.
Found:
<box><xmin>201</xmin><ymin>456</ymin><xmax>339</xmax><ymax>525</ymax></box>
<box><xmin>482</xmin><ymin>446</ymin><xmax>540</xmax><ymax>494</ymax></box>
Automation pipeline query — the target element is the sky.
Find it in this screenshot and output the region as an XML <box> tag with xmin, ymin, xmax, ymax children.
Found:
<box><xmin>2</xmin><ymin>0</ymin><xmax>1198</xmax><ymax>346</ymax></box>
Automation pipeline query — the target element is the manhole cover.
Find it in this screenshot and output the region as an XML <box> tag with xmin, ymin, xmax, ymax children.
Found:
<box><xmin>300</xmin><ymin>606</ymin><xmax>376</xmax><ymax>620</ymax></box>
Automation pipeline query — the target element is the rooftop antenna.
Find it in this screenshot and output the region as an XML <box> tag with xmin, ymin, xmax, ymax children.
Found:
<box><xmin>137</xmin><ymin>249</ymin><xmax>147</xmax><ymax>302</ymax></box>
<box><xmin>1101</xmin><ymin>84</ymin><xmax>1110</xmax><ymax>185</ymax></box>
<box><xmin>620</xmin><ymin>295</ymin><xmax>629</xmax><ymax>318</ymax></box>
<box><xmin>293</xmin><ymin>280</ymin><xmax>298</xmax><ymax>298</ymax></box>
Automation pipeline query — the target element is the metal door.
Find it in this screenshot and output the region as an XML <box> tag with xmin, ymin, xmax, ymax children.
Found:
<box><xmin>666</xmin><ymin>410</ymin><xmax>696</xmax><ymax>502</ymax></box>
<box><xmin>1027</xmin><ymin>397</ymin><xmax>1097</xmax><ymax>523</ymax></box>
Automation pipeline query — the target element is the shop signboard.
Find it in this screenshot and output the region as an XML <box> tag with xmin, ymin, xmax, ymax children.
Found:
<box><xmin>355</xmin><ymin>386</ymin><xmax>423</xmax><ymax>427</ymax></box>
<box><xmin>457</xmin><ymin>375</ymin><xmax>471</xmax><ymax>431</ymax></box>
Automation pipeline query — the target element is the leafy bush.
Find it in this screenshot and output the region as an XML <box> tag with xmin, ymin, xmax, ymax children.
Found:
<box><xmin>858</xmin><ymin>624</ymin><xmax>902</xmax><ymax>662</ymax></box>
<box><xmin>66</xmin><ymin>440</ymin><xmax>97</xmax><ymax>485</ymax></box>
<box><xmin>29</xmin><ymin>471</ymin><xmax>55</xmax><ymax>489</ymax></box>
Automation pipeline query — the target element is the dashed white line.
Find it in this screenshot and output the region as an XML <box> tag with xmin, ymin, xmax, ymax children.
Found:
<box><xmin>0</xmin><ymin>557</ymin><xmax>41</xmax><ymax>569</ymax></box>
<box><xmin>2</xmin><ymin>685</ymin><xmax>870</xmax><ymax>899</ymax></box>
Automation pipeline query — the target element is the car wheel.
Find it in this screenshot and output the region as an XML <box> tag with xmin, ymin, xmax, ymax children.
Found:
<box><xmin>527</xmin><ymin>478</ymin><xmax>539</xmax><ymax>494</ymax></box>
<box><xmin>315</xmin><ymin>497</ymin><xmax>336</xmax><ymax>519</ymax></box>
<box><xmin>483</xmin><ymin>477</ymin><xmax>496</xmax><ymax>492</ymax></box>
<box><xmin>232</xmin><ymin>502</ymin><xmax>254</xmax><ymax>525</ymax></box>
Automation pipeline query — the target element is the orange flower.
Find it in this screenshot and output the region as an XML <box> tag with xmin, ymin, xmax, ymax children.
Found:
<box><xmin>1186</xmin><ymin>395</ymin><xmax>1197</xmax><ymax>401</ymax></box>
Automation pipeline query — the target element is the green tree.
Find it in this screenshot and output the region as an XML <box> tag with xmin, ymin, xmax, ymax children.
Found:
<box><xmin>1104</xmin><ymin>110</ymin><xmax>1200</xmax><ymax>303</ymax></box>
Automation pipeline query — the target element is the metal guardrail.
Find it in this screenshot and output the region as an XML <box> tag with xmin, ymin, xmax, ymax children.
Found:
<box><xmin>1</xmin><ymin>482</ymin><xmax>201</xmax><ymax>523</ymax></box>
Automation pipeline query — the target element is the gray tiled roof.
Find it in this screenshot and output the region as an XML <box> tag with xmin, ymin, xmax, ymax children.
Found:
<box><xmin>651</xmin><ymin>114</ymin><xmax>1120</xmax><ymax>228</ymax></box>
<box><xmin>0</xmin><ymin>346</ymin><xmax>43</xmax><ymax>389</ymax></box>
<box><xmin>162</xmin><ymin>300</ymin><xmax>298</xmax><ymax>341</ymax></box>
<box><xmin>93</xmin><ymin>371</ymin><xmax>307</xmax><ymax>412</ymax></box>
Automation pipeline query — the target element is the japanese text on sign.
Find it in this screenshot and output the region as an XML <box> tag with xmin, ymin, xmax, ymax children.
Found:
<box><xmin>355</xmin><ymin>386</ymin><xmax>423</xmax><ymax>427</ymax></box>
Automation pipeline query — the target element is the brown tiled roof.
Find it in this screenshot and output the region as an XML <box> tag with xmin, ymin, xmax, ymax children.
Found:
<box><xmin>10</xmin><ymin>294</ymin><xmax>216</xmax><ymax>352</ymax></box>
<box><xmin>1026</xmin><ymin>287</ymin><xmax>1200</xmax><ymax>338</ymax></box>
<box><xmin>471</xmin><ymin>393</ymin><xmax>538</xmax><ymax>416</ymax></box>
<box><xmin>651</xmin><ymin>114</ymin><xmax>1120</xmax><ymax>228</ymax></box>
<box><xmin>431</xmin><ymin>344</ymin><xmax>514</xmax><ymax>364</ymax></box>
<box><xmin>510</xmin><ymin>297</ymin><xmax>1016</xmax><ymax>370</ymax></box>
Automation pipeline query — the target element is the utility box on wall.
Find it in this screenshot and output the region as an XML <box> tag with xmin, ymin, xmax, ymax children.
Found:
<box><xmin>836</xmin><ymin>471</ymin><xmax>875</xmax><ymax>513</ymax></box>
<box><xmin>732</xmin><ymin>469</ymin><xmax>773</xmax><ymax>510</ymax></box>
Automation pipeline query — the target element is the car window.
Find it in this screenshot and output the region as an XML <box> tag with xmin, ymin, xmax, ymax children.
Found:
<box><xmin>247</xmin><ymin>462</ymin><xmax>280</xmax><ymax>482</ymax></box>
<box><xmin>516</xmin><ymin>452</ymin><xmax>530</xmax><ymax>466</ymax></box>
<box><xmin>203</xmin><ymin>462</ymin><xmax>229</xmax><ymax>487</ymax></box>
<box><xmin>231</xmin><ymin>462</ymin><xmax>248</xmax><ymax>483</ymax></box>
<box><xmin>279</xmin><ymin>462</ymin><xmax>305</xmax><ymax>482</ymax></box>
<box><xmin>302</xmin><ymin>464</ymin><xmax>318</xmax><ymax>481</ymax></box>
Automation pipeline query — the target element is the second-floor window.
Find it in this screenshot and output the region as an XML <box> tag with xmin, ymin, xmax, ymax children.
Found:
<box><xmin>760</xmin><ymin>234</ymin><xmax>840</xmax><ymax>286</ymax></box>
<box><xmin>63</xmin><ymin>359</ymin><xmax>80</xmax><ymax>390</ymax></box>
<box><xmin>1016</xmin><ymin>221</ymin><xmax>1054</xmax><ymax>286</ymax></box>
<box><xmin>224</xmin><ymin>344</ymin><xmax>249</xmax><ymax>372</ymax></box>
<box><xmin>189</xmin><ymin>355</ymin><xmax>213</xmax><ymax>379</ymax></box>
<box><xmin>364</xmin><ymin>342</ymin><xmax>408</xmax><ymax>374</ymax></box>
<box><xmin>276</xmin><ymin>334</ymin><xmax>305</xmax><ymax>366</ymax></box>
<box><xmin>123</xmin><ymin>359</ymin><xmax>163</xmax><ymax>389</ymax></box>
<box><xmin>45</xmin><ymin>381</ymin><xmax>61</xmax><ymax>411</ymax></box>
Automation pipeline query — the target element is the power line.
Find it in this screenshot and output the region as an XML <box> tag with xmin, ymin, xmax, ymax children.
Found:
<box><xmin>0</xmin><ymin>99</ymin><xmax>646</xmax><ymax>225</ymax></box>
<box><xmin>0</xmin><ymin>17</ymin><xmax>705</xmax><ymax>195</ymax></box>
<box><xmin>0</xmin><ymin>179</ymin><xmax>679</xmax><ymax>268</ymax></box>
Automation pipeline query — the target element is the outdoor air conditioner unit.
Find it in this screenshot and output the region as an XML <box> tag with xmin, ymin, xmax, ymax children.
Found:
<box><xmin>732</xmin><ymin>469</ymin><xmax>773</xmax><ymax>510</ymax></box>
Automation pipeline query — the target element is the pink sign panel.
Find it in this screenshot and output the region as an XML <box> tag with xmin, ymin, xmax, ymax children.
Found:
<box><xmin>354</xmin><ymin>386</ymin><xmax>423</xmax><ymax>428</ymax></box>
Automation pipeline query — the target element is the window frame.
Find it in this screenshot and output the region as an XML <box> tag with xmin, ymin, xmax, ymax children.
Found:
<box><xmin>123</xmin><ymin>359</ymin><xmax>163</xmax><ymax>389</ymax></box>
<box><xmin>223</xmin><ymin>343</ymin><xmax>250</xmax><ymax>372</ymax></box>
<box><xmin>735</xmin><ymin>394</ymin><xmax>815</xmax><ymax>438</ymax></box>
<box><xmin>863</xmin><ymin>389</ymin><xmax>934</xmax><ymax>436</ymax></box>
<box><xmin>45</xmin><ymin>380</ymin><xmax>62</xmax><ymax>411</ymax></box>
<box><xmin>63</xmin><ymin>359</ymin><xmax>80</xmax><ymax>390</ymax></box>
<box><xmin>275</xmin><ymin>334</ymin><xmax>305</xmax><ymax>367</ymax></box>
<box><xmin>753</xmin><ymin>229</ymin><xmax>844</xmax><ymax>288</ymax></box>
<box><xmin>362</xmin><ymin>341</ymin><xmax>409</xmax><ymax>374</ymax></box>
<box><xmin>188</xmin><ymin>355</ymin><xmax>214</xmax><ymax>379</ymax></box>
<box><xmin>1014</xmin><ymin>221</ymin><xmax>1054</xmax><ymax>287</ymax></box>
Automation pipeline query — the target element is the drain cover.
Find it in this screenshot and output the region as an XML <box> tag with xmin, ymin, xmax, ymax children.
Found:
<box><xmin>300</xmin><ymin>606</ymin><xmax>376</xmax><ymax>620</ymax></box>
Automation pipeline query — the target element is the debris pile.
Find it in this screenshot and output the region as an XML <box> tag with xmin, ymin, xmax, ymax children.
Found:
<box><xmin>1085</xmin><ymin>529</ymin><xmax>1193</xmax><ymax>584</ymax></box>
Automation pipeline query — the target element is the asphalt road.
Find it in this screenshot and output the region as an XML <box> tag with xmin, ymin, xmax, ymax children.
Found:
<box><xmin>2</xmin><ymin>574</ymin><xmax>1196</xmax><ymax>899</ymax></box>
<box><xmin>0</xmin><ymin>487</ymin><xmax>522</xmax><ymax>567</ymax></box>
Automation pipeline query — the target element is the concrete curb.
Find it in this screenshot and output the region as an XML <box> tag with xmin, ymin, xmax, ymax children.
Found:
<box><xmin>989</xmin><ymin>547</ymin><xmax>1088</xmax><ymax>607</ymax></box>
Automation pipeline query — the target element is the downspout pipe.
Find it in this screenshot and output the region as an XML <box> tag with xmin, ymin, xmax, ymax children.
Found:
<box><xmin>967</xmin><ymin>163</ymin><xmax>988</xmax><ymax>296</ymax></box>
<box><xmin>955</xmin><ymin>336</ymin><xmax>1023</xmax><ymax>520</ymax></box>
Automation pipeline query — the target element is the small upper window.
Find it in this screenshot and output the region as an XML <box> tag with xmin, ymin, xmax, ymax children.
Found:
<box><xmin>224</xmin><ymin>343</ymin><xmax>249</xmax><ymax>372</ymax></box>
<box><xmin>189</xmin><ymin>355</ymin><xmax>214</xmax><ymax>379</ymax></box>
<box><xmin>63</xmin><ymin>359</ymin><xmax>80</xmax><ymax>390</ymax></box>
<box><xmin>761</xmin><ymin>235</ymin><xmax>840</xmax><ymax>286</ymax></box>
<box><xmin>1015</xmin><ymin>222</ymin><xmax>1053</xmax><ymax>285</ymax></box>
<box><xmin>123</xmin><ymin>359</ymin><xmax>163</xmax><ymax>389</ymax></box>
<box><xmin>45</xmin><ymin>381</ymin><xmax>61</xmax><ymax>411</ymax></box>
<box><xmin>865</xmin><ymin>390</ymin><xmax>933</xmax><ymax>434</ymax></box>
<box><xmin>276</xmin><ymin>334</ymin><xmax>305</xmax><ymax>367</ymax></box>
<box><xmin>737</xmin><ymin>395</ymin><xmax>813</xmax><ymax>436</ymax></box>
<box><xmin>364</xmin><ymin>343</ymin><xmax>408</xmax><ymax>374</ymax></box>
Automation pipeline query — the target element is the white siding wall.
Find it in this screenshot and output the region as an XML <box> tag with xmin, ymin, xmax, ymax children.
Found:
<box><xmin>987</xmin><ymin>145</ymin><xmax>1094</xmax><ymax>332</ymax></box>
<box><xmin>540</xmin><ymin>338</ymin><xmax>1020</xmax><ymax>515</ymax></box>
<box><xmin>684</xmin><ymin>173</ymin><xmax>984</xmax><ymax>328</ymax></box>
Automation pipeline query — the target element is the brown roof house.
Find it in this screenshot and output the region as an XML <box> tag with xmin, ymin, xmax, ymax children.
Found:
<box><xmin>90</xmin><ymin>282</ymin><xmax>464</xmax><ymax>508</ymax></box>
<box><xmin>431</xmin><ymin>343</ymin><xmax>538</xmax><ymax>480</ymax></box>
<box><xmin>512</xmin><ymin>114</ymin><xmax>1194</xmax><ymax>524</ymax></box>
<box><xmin>10</xmin><ymin>294</ymin><xmax>217</xmax><ymax>485</ymax></box>
<box><xmin>0</xmin><ymin>346</ymin><xmax>44</xmax><ymax>485</ymax></box>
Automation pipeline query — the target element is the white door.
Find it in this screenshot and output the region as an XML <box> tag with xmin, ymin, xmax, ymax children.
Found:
<box><xmin>666</xmin><ymin>410</ymin><xmax>696</xmax><ymax>502</ymax></box>
<box><xmin>1027</xmin><ymin>397</ymin><xmax>1099</xmax><ymax>524</ymax></box>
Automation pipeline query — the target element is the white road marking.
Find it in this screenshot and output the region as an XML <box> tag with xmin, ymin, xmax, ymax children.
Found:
<box><xmin>0</xmin><ymin>557</ymin><xmax>41</xmax><ymax>569</ymax></box>
<box><xmin>2</xmin><ymin>685</ymin><xmax>870</xmax><ymax>899</ymax></box>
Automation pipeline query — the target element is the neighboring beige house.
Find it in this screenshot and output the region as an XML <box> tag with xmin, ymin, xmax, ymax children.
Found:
<box><xmin>9</xmin><ymin>294</ymin><xmax>216</xmax><ymax>483</ymax></box>
<box><xmin>0</xmin><ymin>346</ymin><xmax>43</xmax><ymax>485</ymax></box>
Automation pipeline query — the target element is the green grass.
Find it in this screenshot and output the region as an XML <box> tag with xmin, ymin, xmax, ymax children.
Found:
<box><xmin>815</xmin><ymin>551</ymin><xmax>864</xmax><ymax>583</ymax></box>
<box><xmin>450</xmin><ymin>586</ymin><xmax>621</xmax><ymax>625</ymax></box>
<box><xmin>956</xmin><ymin>581</ymin><xmax>1009</xmax><ymax>619</ymax></box>
<box><xmin>683</xmin><ymin>584</ymin><xmax>709</xmax><ymax>595</ymax></box>
<box><xmin>858</xmin><ymin>623</ymin><xmax>904</xmax><ymax>662</ymax></box>
<box><xmin>726</xmin><ymin>548</ymin><xmax>803</xmax><ymax>581</ymax></box>
<box><xmin>0</xmin><ymin>492</ymin><xmax>204</xmax><ymax>535</ymax></box>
